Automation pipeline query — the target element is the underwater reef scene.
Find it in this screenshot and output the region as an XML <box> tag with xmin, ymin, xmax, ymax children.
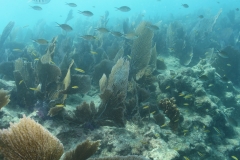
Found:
<box><xmin>1</xmin><ymin>0</ymin><xmax>240</xmax><ymax>159</ymax></box>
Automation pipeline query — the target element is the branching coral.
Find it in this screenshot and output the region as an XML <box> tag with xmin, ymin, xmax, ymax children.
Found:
<box><xmin>0</xmin><ymin>89</ymin><xmax>10</xmax><ymax>109</ymax></box>
<box><xmin>0</xmin><ymin>115</ymin><xmax>64</xmax><ymax>160</ymax></box>
<box><xmin>159</xmin><ymin>97</ymin><xmax>180</xmax><ymax>132</ymax></box>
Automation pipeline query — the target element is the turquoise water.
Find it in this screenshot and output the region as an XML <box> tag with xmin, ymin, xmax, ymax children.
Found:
<box><xmin>1</xmin><ymin>0</ymin><xmax>239</xmax><ymax>30</ymax></box>
<box><xmin>1</xmin><ymin>0</ymin><xmax>240</xmax><ymax>159</ymax></box>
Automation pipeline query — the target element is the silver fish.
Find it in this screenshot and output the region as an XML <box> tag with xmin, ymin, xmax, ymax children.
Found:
<box><xmin>30</xmin><ymin>5</ymin><xmax>42</xmax><ymax>10</ymax></box>
<box><xmin>30</xmin><ymin>0</ymin><xmax>51</xmax><ymax>4</ymax></box>
<box><xmin>115</xmin><ymin>6</ymin><xmax>131</xmax><ymax>12</ymax></box>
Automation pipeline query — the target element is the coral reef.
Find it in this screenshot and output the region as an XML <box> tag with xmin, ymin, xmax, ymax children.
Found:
<box><xmin>159</xmin><ymin>97</ymin><xmax>180</xmax><ymax>132</ymax></box>
<box><xmin>96</xmin><ymin>58</ymin><xmax>129</xmax><ymax>126</ymax></box>
<box><xmin>130</xmin><ymin>22</ymin><xmax>154</xmax><ymax>80</ymax></box>
<box><xmin>0</xmin><ymin>115</ymin><xmax>64</xmax><ymax>160</ymax></box>
<box><xmin>75</xmin><ymin>101</ymin><xmax>97</xmax><ymax>123</ymax></box>
<box><xmin>62</xmin><ymin>140</ymin><xmax>100</xmax><ymax>160</ymax></box>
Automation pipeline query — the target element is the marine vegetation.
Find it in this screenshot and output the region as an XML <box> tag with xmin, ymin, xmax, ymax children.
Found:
<box><xmin>0</xmin><ymin>1</ymin><xmax>240</xmax><ymax>160</ymax></box>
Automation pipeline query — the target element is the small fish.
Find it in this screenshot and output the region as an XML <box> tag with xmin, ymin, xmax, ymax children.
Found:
<box><xmin>203</xmin><ymin>130</ymin><xmax>210</xmax><ymax>133</ymax></box>
<box><xmin>213</xmin><ymin>127</ymin><xmax>221</xmax><ymax>135</ymax></box>
<box><xmin>75</xmin><ymin>68</ymin><xmax>85</xmax><ymax>73</ymax></box>
<box><xmin>127</xmin><ymin>55</ymin><xmax>131</xmax><ymax>59</ymax></box>
<box><xmin>168</xmin><ymin>48</ymin><xmax>175</xmax><ymax>52</ymax></box>
<box><xmin>199</xmin><ymin>74</ymin><xmax>209</xmax><ymax>81</ymax></box>
<box><xmin>197</xmin><ymin>152</ymin><xmax>204</xmax><ymax>157</ymax></box>
<box><xmin>23</xmin><ymin>25</ymin><xmax>29</xmax><ymax>28</ymax></box>
<box><xmin>124</xmin><ymin>33</ymin><xmax>139</xmax><ymax>40</ymax></box>
<box><xmin>183</xmin><ymin>156</ymin><xmax>190</xmax><ymax>160</ymax></box>
<box><xmin>174</xmin><ymin>119</ymin><xmax>179</xmax><ymax>122</ymax></box>
<box><xmin>160</xmin><ymin>123</ymin><xmax>167</xmax><ymax>127</ymax></box>
<box><xmin>110</xmin><ymin>31</ymin><xmax>123</xmax><ymax>37</ymax></box>
<box><xmin>31</xmin><ymin>0</ymin><xmax>51</xmax><ymax>4</ymax></box>
<box><xmin>236</xmin><ymin>8</ymin><xmax>239</xmax><ymax>11</ymax></box>
<box><xmin>179</xmin><ymin>93</ymin><xmax>185</xmax><ymax>97</ymax></box>
<box><xmin>56</xmin><ymin>23</ymin><xmax>73</xmax><ymax>31</ymax></box>
<box><xmin>55</xmin><ymin>104</ymin><xmax>65</xmax><ymax>107</ymax></box>
<box><xmin>183</xmin><ymin>103</ymin><xmax>189</xmax><ymax>106</ymax></box>
<box><xmin>90</xmin><ymin>51</ymin><xmax>98</xmax><ymax>54</ymax></box>
<box><xmin>29</xmin><ymin>87</ymin><xmax>39</xmax><ymax>91</ymax></box>
<box><xmin>183</xmin><ymin>130</ymin><xmax>188</xmax><ymax>133</ymax></box>
<box><xmin>217</xmin><ymin>49</ymin><xmax>228</xmax><ymax>58</ymax></box>
<box><xmin>154</xmin><ymin>133</ymin><xmax>160</xmax><ymax>138</ymax></box>
<box><xmin>208</xmin><ymin>84</ymin><xmax>214</xmax><ymax>87</ymax></box>
<box><xmin>143</xmin><ymin>106</ymin><xmax>149</xmax><ymax>109</ymax></box>
<box><xmin>227</xmin><ymin>64</ymin><xmax>231</xmax><ymax>66</ymax></box>
<box><xmin>80</xmin><ymin>35</ymin><xmax>97</xmax><ymax>40</ymax></box>
<box><xmin>183</xmin><ymin>94</ymin><xmax>193</xmax><ymax>99</ymax></box>
<box><xmin>78</xmin><ymin>10</ymin><xmax>94</xmax><ymax>17</ymax></box>
<box><xmin>30</xmin><ymin>5</ymin><xmax>42</xmax><ymax>10</ymax></box>
<box><xmin>12</xmin><ymin>49</ymin><xmax>23</xmax><ymax>52</ymax></box>
<box><xmin>95</xmin><ymin>27</ymin><xmax>110</xmax><ymax>33</ymax></box>
<box><xmin>65</xmin><ymin>3</ymin><xmax>77</xmax><ymax>7</ymax></box>
<box><xmin>34</xmin><ymin>58</ymin><xmax>39</xmax><ymax>61</ymax></box>
<box><xmin>220</xmin><ymin>75</ymin><xmax>229</xmax><ymax>83</ymax></box>
<box><xmin>182</xmin><ymin>4</ymin><xmax>189</xmax><ymax>8</ymax></box>
<box><xmin>198</xmin><ymin>15</ymin><xmax>204</xmax><ymax>18</ymax></box>
<box><xmin>231</xmin><ymin>156</ymin><xmax>238</xmax><ymax>160</ymax></box>
<box><xmin>50</xmin><ymin>61</ymin><xmax>55</xmax><ymax>65</ymax></box>
<box><xmin>151</xmin><ymin>111</ymin><xmax>156</xmax><ymax>114</ymax></box>
<box><xmin>165</xmin><ymin>86</ymin><xmax>170</xmax><ymax>89</ymax></box>
<box><xmin>146</xmin><ymin>24</ymin><xmax>159</xmax><ymax>31</ymax></box>
<box><xmin>115</xmin><ymin>6</ymin><xmax>131</xmax><ymax>12</ymax></box>
<box><xmin>32</xmin><ymin>39</ymin><xmax>48</xmax><ymax>45</ymax></box>
<box><xmin>19</xmin><ymin>80</ymin><xmax>24</xmax><ymax>85</ymax></box>
<box><xmin>72</xmin><ymin>86</ymin><xmax>79</xmax><ymax>89</ymax></box>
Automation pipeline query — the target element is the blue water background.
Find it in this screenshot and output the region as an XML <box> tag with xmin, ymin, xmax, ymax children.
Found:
<box><xmin>0</xmin><ymin>0</ymin><xmax>239</xmax><ymax>42</ymax></box>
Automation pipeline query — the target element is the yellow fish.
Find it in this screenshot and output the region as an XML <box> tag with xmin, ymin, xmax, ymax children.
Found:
<box><xmin>90</xmin><ymin>51</ymin><xmax>98</xmax><ymax>54</ymax></box>
<box><xmin>19</xmin><ymin>80</ymin><xmax>23</xmax><ymax>85</ymax></box>
<box><xmin>197</xmin><ymin>152</ymin><xmax>204</xmax><ymax>157</ymax></box>
<box><xmin>12</xmin><ymin>48</ymin><xmax>23</xmax><ymax>52</ymax></box>
<box><xmin>179</xmin><ymin>93</ymin><xmax>185</xmax><ymax>97</ymax></box>
<box><xmin>29</xmin><ymin>84</ymin><xmax>41</xmax><ymax>92</ymax></box>
<box><xmin>72</xmin><ymin>86</ymin><xmax>79</xmax><ymax>89</ymax></box>
<box><xmin>34</xmin><ymin>58</ymin><xmax>39</xmax><ymax>61</ymax></box>
<box><xmin>31</xmin><ymin>52</ymin><xmax>37</xmax><ymax>56</ymax></box>
<box><xmin>174</xmin><ymin>119</ymin><xmax>179</xmax><ymax>122</ymax></box>
<box><xmin>183</xmin><ymin>156</ymin><xmax>190</xmax><ymax>160</ymax></box>
<box><xmin>75</xmin><ymin>68</ymin><xmax>85</xmax><ymax>73</ymax></box>
<box><xmin>165</xmin><ymin>86</ymin><xmax>170</xmax><ymax>89</ymax></box>
<box><xmin>29</xmin><ymin>87</ymin><xmax>39</xmax><ymax>91</ymax></box>
<box><xmin>161</xmin><ymin>123</ymin><xmax>167</xmax><ymax>127</ymax></box>
<box><xmin>143</xmin><ymin>106</ymin><xmax>149</xmax><ymax>109</ymax></box>
<box><xmin>183</xmin><ymin>130</ymin><xmax>188</xmax><ymax>133</ymax></box>
<box><xmin>184</xmin><ymin>94</ymin><xmax>193</xmax><ymax>99</ymax></box>
<box><xmin>50</xmin><ymin>61</ymin><xmax>55</xmax><ymax>64</ymax></box>
<box><xmin>55</xmin><ymin>104</ymin><xmax>65</xmax><ymax>107</ymax></box>
<box><xmin>231</xmin><ymin>156</ymin><xmax>238</xmax><ymax>160</ymax></box>
<box><xmin>151</xmin><ymin>111</ymin><xmax>156</xmax><ymax>114</ymax></box>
